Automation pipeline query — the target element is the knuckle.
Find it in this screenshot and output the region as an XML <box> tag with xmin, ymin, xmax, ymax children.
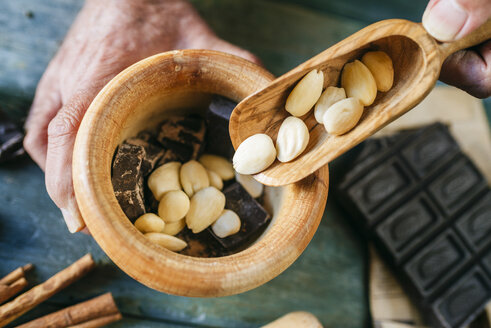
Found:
<box><xmin>47</xmin><ymin>103</ymin><xmax>83</xmax><ymax>140</ymax></box>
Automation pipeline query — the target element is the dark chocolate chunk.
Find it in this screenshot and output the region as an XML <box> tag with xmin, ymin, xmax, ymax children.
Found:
<box><xmin>126</xmin><ymin>138</ymin><xmax>165</xmax><ymax>177</ymax></box>
<box><xmin>111</xmin><ymin>143</ymin><xmax>145</xmax><ymax>191</ymax></box>
<box><xmin>177</xmin><ymin>227</ymin><xmax>229</xmax><ymax>258</ymax></box>
<box><xmin>112</xmin><ymin>143</ymin><xmax>146</xmax><ymax>221</ymax></box>
<box><xmin>157</xmin><ymin>149</ymin><xmax>182</xmax><ymax>166</ymax></box>
<box><xmin>335</xmin><ymin>123</ymin><xmax>490</xmax><ymax>328</ymax></box>
<box><xmin>114</xmin><ymin>189</ymin><xmax>146</xmax><ymax>221</ymax></box>
<box><xmin>205</xmin><ymin>95</ymin><xmax>237</xmax><ymax>159</ymax></box>
<box><xmin>157</xmin><ymin>115</ymin><xmax>206</xmax><ymax>161</ymax></box>
<box><xmin>210</xmin><ymin>182</ymin><xmax>271</xmax><ymax>249</ymax></box>
<box><xmin>136</xmin><ymin>130</ymin><xmax>157</xmax><ymax>143</ymax></box>
<box><xmin>143</xmin><ymin>182</ymin><xmax>159</xmax><ymax>213</ymax></box>
<box><xmin>0</xmin><ymin>109</ymin><xmax>25</xmax><ymax>164</ymax></box>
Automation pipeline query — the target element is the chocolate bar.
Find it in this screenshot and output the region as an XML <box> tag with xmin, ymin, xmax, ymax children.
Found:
<box><xmin>112</xmin><ymin>143</ymin><xmax>146</xmax><ymax>221</ymax></box>
<box><xmin>335</xmin><ymin>123</ymin><xmax>490</xmax><ymax>328</ymax></box>
<box><xmin>0</xmin><ymin>109</ymin><xmax>24</xmax><ymax>164</ymax></box>
<box><xmin>204</xmin><ymin>95</ymin><xmax>236</xmax><ymax>159</ymax></box>
<box><xmin>210</xmin><ymin>182</ymin><xmax>271</xmax><ymax>249</ymax></box>
<box><xmin>157</xmin><ymin>115</ymin><xmax>206</xmax><ymax>163</ymax></box>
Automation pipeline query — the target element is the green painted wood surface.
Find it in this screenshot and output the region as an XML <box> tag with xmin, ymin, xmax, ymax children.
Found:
<box><xmin>0</xmin><ymin>0</ymin><xmax>488</xmax><ymax>327</ymax></box>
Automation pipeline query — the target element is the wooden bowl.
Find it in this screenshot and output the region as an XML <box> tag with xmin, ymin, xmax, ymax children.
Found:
<box><xmin>72</xmin><ymin>50</ymin><xmax>329</xmax><ymax>297</ymax></box>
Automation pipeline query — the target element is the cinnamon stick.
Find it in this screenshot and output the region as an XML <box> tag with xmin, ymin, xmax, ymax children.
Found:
<box><xmin>69</xmin><ymin>313</ymin><xmax>123</xmax><ymax>328</ymax></box>
<box><xmin>0</xmin><ymin>278</ymin><xmax>28</xmax><ymax>304</ymax></box>
<box><xmin>0</xmin><ymin>264</ymin><xmax>33</xmax><ymax>286</ymax></box>
<box><xmin>0</xmin><ymin>254</ymin><xmax>94</xmax><ymax>327</ymax></box>
<box><xmin>17</xmin><ymin>293</ymin><xmax>121</xmax><ymax>328</ymax></box>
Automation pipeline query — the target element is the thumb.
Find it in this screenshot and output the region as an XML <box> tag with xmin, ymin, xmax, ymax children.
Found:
<box><xmin>422</xmin><ymin>0</ymin><xmax>491</xmax><ymax>42</ymax></box>
<box><xmin>45</xmin><ymin>89</ymin><xmax>97</xmax><ymax>233</ymax></box>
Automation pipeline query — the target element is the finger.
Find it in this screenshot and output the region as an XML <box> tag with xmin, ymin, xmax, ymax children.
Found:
<box><xmin>45</xmin><ymin>89</ymin><xmax>97</xmax><ymax>233</ymax></box>
<box><xmin>205</xmin><ymin>38</ymin><xmax>262</xmax><ymax>65</ymax></box>
<box><xmin>423</xmin><ymin>0</ymin><xmax>491</xmax><ymax>42</ymax></box>
<box><xmin>440</xmin><ymin>40</ymin><xmax>491</xmax><ymax>98</ymax></box>
<box><xmin>24</xmin><ymin>68</ymin><xmax>62</xmax><ymax>170</ymax></box>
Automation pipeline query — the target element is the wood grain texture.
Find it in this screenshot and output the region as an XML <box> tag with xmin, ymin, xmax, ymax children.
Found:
<box><xmin>230</xmin><ymin>19</ymin><xmax>491</xmax><ymax>186</ymax></box>
<box><xmin>72</xmin><ymin>50</ymin><xmax>329</xmax><ymax>297</ymax></box>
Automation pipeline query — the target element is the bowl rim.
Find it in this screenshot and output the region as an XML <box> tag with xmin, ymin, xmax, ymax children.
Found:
<box><xmin>73</xmin><ymin>49</ymin><xmax>329</xmax><ymax>297</ymax></box>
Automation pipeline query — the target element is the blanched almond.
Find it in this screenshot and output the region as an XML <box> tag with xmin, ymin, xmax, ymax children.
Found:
<box><xmin>211</xmin><ymin>210</ymin><xmax>241</xmax><ymax>238</ymax></box>
<box><xmin>186</xmin><ymin>187</ymin><xmax>226</xmax><ymax>233</ymax></box>
<box><xmin>314</xmin><ymin>87</ymin><xmax>346</xmax><ymax>123</ymax></box>
<box><xmin>158</xmin><ymin>190</ymin><xmax>190</xmax><ymax>222</ymax></box>
<box><xmin>180</xmin><ymin>160</ymin><xmax>209</xmax><ymax>197</ymax></box>
<box><xmin>134</xmin><ymin>213</ymin><xmax>165</xmax><ymax>233</ymax></box>
<box><xmin>341</xmin><ymin>60</ymin><xmax>377</xmax><ymax>106</ymax></box>
<box><xmin>148</xmin><ymin>162</ymin><xmax>181</xmax><ymax>200</ymax></box>
<box><xmin>285</xmin><ymin>69</ymin><xmax>324</xmax><ymax>117</ymax></box>
<box><xmin>276</xmin><ymin>117</ymin><xmax>309</xmax><ymax>163</ymax></box>
<box><xmin>207</xmin><ymin>169</ymin><xmax>223</xmax><ymax>190</ymax></box>
<box><xmin>235</xmin><ymin>172</ymin><xmax>264</xmax><ymax>198</ymax></box>
<box><xmin>199</xmin><ymin>154</ymin><xmax>234</xmax><ymax>180</ymax></box>
<box><xmin>233</xmin><ymin>134</ymin><xmax>276</xmax><ymax>175</ymax></box>
<box><xmin>361</xmin><ymin>51</ymin><xmax>394</xmax><ymax>92</ymax></box>
<box><xmin>162</xmin><ymin>219</ymin><xmax>186</xmax><ymax>236</ymax></box>
<box><xmin>145</xmin><ymin>233</ymin><xmax>187</xmax><ymax>252</ymax></box>
<box><xmin>323</xmin><ymin>97</ymin><xmax>363</xmax><ymax>135</ymax></box>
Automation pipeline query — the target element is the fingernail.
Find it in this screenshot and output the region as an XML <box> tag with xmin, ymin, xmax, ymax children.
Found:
<box><xmin>60</xmin><ymin>202</ymin><xmax>85</xmax><ymax>233</ymax></box>
<box><xmin>422</xmin><ymin>0</ymin><xmax>468</xmax><ymax>42</ymax></box>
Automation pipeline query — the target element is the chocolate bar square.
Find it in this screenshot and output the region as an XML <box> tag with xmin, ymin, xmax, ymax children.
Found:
<box><xmin>375</xmin><ymin>193</ymin><xmax>444</xmax><ymax>264</ymax></box>
<box><xmin>335</xmin><ymin>123</ymin><xmax>491</xmax><ymax>328</ymax></box>
<box><xmin>456</xmin><ymin>191</ymin><xmax>491</xmax><ymax>252</ymax></box>
<box><xmin>432</xmin><ymin>267</ymin><xmax>491</xmax><ymax>328</ymax></box>
<box><xmin>403</xmin><ymin>231</ymin><xmax>471</xmax><ymax>298</ymax></box>
<box><xmin>210</xmin><ymin>182</ymin><xmax>270</xmax><ymax>249</ymax></box>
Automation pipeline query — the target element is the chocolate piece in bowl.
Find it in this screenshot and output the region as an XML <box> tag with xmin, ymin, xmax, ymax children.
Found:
<box><xmin>126</xmin><ymin>137</ymin><xmax>165</xmax><ymax>177</ymax></box>
<box><xmin>177</xmin><ymin>227</ymin><xmax>228</xmax><ymax>258</ymax></box>
<box><xmin>205</xmin><ymin>95</ymin><xmax>237</xmax><ymax>159</ymax></box>
<box><xmin>112</xmin><ymin>143</ymin><xmax>146</xmax><ymax>221</ymax></box>
<box><xmin>157</xmin><ymin>115</ymin><xmax>206</xmax><ymax>162</ymax></box>
<box><xmin>210</xmin><ymin>182</ymin><xmax>271</xmax><ymax>249</ymax></box>
<box><xmin>335</xmin><ymin>123</ymin><xmax>491</xmax><ymax>328</ymax></box>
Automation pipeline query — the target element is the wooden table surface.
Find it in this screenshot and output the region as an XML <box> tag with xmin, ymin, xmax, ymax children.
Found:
<box><xmin>1</xmin><ymin>1</ymin><xmax>489</xmax><ymax>327</ymax></box>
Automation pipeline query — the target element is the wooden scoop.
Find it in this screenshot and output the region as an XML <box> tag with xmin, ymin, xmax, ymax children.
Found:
<box><xmin>229</xmin><ymin>19</ymin><xmax>491</xmax><ymax>186</ymax></box>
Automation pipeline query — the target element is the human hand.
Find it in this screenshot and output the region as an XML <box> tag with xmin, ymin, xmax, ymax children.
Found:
<box><xmin>23</xmin><ymin>0</ymin><xmax>258</xmax><ymax>233</ymax></box>
<box><xmin>423</xmin><ymin>0</ymin><xmax>491</xmax><ymax>98</ymax></box>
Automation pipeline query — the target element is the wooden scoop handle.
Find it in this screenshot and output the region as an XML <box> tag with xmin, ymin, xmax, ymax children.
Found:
<box><xmin>437</xmin><ymin>19</ymin><xmax>491</xmax><ymax>61</ymax></box>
